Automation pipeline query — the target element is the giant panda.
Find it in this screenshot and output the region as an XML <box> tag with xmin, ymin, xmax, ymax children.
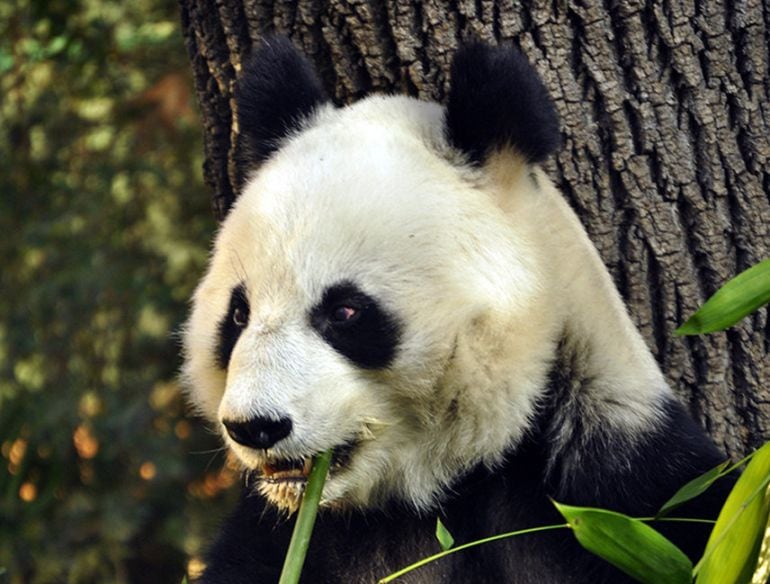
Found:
<box><xmin>183</xmin><ymin>36</ymin><xmax>731</xmax><ymax>583</ymax></box>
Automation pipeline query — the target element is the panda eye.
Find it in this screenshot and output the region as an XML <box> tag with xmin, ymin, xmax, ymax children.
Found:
<box><xmin>330</xmin><ymin>305</ymin><xmax>359</xmax><ymax>324</ymax></box>
<box><xmin>233</xmin><ymin>307</ymin><xmax>248</xmax><ymax>327</ymax></box>
<box><xmin>310</xmin><ymin>281</ymin><xmax>401</xmax><ymax>369</ymax></box>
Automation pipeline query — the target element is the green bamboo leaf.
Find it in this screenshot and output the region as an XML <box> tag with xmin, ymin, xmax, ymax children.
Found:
<box><xmin>554</xmin><ymin>502</ymin><xmax>691</xmax><ymax>584</ymax></box>
<box><xmin>658</xmin><ymin>460</ymin><xmax>730</xmax><ymax>517</ymax></box>
<box><xmin>751</xmin><ymin>513</ymin><xmax>770</xmax><ymax>584</ymax></box>
<box><xmin>695</xmin><ymin>441</ymin><xmax>770</xmax><ymax>584</ymax></box>
<box><xmin>677</xmin><ymin>258</ymin><xmax>770</xmax><ymax>335</ymax></box>
<box><xmin>278</xmin><ymin>450</ymin><xmax>333</xmax><ymax>584</ymax></box>
<box><xmin>435</xmin><ymin>518</ymin><xmax>455</xmax><ymax>551</ymax></box>
<box><xmin>659</xmin><ymin>451</ymin><xmax>758</xmax><ymax>518</ymax></box>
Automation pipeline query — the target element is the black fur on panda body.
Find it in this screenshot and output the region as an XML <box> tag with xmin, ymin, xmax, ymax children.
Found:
<box><xmin>186</xmin><ymin>37</ymin><xmax>732</xmax><ymax>583</ymax></box>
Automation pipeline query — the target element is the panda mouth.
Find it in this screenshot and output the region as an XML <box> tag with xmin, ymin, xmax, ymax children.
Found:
<box><xmin>260</xmin><ymin>457</ymin><xmax>312</xmax><ymax>483</ymax></box>
<box><xmin>259</xmin><ymin>440</ymin><xmax>357</xmax><ymax>484</ymax></box>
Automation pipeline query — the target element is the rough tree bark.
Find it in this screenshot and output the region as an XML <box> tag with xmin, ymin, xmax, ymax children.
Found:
<box><xmin>178</xmin><ymin>0</ymin><xmax>769</xmax><ymax>459</ymax></box>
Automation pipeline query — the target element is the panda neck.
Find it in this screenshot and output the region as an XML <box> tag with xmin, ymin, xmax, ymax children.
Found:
<box><xmin>472</xmin><ymin>155</ymin><xmax>673</xmax><ymax>450</ymax></box>
<box><xmin>528</xmin><ymin>167</ymin><xmax>672</xmax><ymax>434</ymax></box>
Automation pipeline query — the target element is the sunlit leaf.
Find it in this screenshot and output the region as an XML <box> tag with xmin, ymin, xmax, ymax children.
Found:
<box><xmin>677</xmin><ymin>258</ymin><xmax>770</xmax><ymax>335</ymax></box>
<box><xmin>0</xmin><ymin>51</ymin><xmax>12</xmax><ymax>74</ymax></box>
<box><xmin>695</xmin><ymin>441</ymin><xmax>770</xmax><ymax>584</ymax></box>
<box><xmin>658</xmin><ymin>460</ymin><xmax>730</xmax><ymax>517</ymax></box>
<box><xmin>751</xmin><ymin>515</ymin><xmax>770</xmax><ymax>584</ymax></box>
<box><xmin>554</xmin><ymin>502</ymin><xmax>691</xmax><ymax>584</ymax></box>
<box><xmin>435</xmin><ymin>518</ymin><xmax>455</xmax><ymax>551</ymax></box>
<box><xmin>46</xmin><ymin>36</ymin><xmax>68</xmax><ymax>57</ymax></box>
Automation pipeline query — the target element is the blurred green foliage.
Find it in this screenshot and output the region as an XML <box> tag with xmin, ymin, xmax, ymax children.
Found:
<box><xmin>0</xmin><ymin>1</ymin><xmax>236</xmax><ymax>582</ymax></box>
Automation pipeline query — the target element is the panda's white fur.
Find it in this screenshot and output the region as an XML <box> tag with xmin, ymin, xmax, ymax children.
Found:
<box><xmin>183</xmin><ymin>38</ymin><xmax>728</xmax><ymax>583</ymax></box>
<box><xmin>185</xmin><ymin>92</ymin><xmax>669</xmax><ymax>511</ymax></box>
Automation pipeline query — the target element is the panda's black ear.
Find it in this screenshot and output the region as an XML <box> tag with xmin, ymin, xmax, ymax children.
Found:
<box><xmin>446</xmin><ymin>42</ymin><xmax>560</xmax><ymax>165</ymax></box>
<box><xmin>235</xmin><ymin>35</ymin><xmax>329</xmax><ymax>189</ymax></box>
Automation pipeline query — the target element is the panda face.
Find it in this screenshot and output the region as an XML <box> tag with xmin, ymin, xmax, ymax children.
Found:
<box><xmin>182</xmin><ymin>95</ymin><xmax>558</xmax><ymax>511</ymax></box>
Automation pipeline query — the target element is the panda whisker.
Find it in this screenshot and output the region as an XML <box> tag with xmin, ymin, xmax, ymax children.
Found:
<box><xmin>201</xmin><ymin>447</ymin><xmax>229</xmax><ymax>473</ymax></box>
<box><xmin>229</xmin><ymin>249</ymin><xmax>248</xmax><ymax>285</ymax></box>
<box><xmin>188</xmin><ymin>446</ymin><xmax>229</xmax><ymax>456</ymax></box>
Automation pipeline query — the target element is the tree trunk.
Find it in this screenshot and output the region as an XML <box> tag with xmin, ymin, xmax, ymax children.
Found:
<box><xmin>178</xmin><ymin>0</ymin><xmax>769</xmax><ymax>459</ymax></box>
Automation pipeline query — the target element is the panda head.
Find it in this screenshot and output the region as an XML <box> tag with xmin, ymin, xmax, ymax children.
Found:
<box><xmin>183</xmin><ymin>37</ymin><xmax>561</xmax><ymax>512</ymax></box>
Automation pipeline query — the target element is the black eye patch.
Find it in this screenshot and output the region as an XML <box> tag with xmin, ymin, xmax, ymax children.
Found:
<box><xmin>216</xmin><ymin>283</ymin><xmax>250</xmax><ymax>369</ymax></box>
<box><xmin>310</xmin><ymin>282</ymin><xmax>401</xmax><ymax>369</ymax></box>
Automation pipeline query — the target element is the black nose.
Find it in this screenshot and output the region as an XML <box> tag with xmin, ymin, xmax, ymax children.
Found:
<box><xmin>222</xmin><ymin>416</ymin><xmax>293</xmax><ymax>450</ymax></box>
